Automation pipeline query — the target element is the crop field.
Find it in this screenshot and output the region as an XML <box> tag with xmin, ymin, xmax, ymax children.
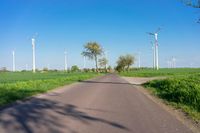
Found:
<box><xmin>0</xmin><ymin>72</ymin><xmax>96</xmax><ymax>83</ymax></box>
<box><xmin>121</xmin><ymin>68</ymin><xmax>200</xmax><ymax>122</ymax></box>
<box><xmin>0</xmin><ymin>72</ymin><xmax>101</xmax><ymax>106</ymax></box>
<box><xmin>120</xmin><ymin>68</ymin><xmax>200</xmax><ymax>77</ymax></box>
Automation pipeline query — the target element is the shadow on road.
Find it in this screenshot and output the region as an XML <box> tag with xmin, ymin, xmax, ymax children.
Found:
<box><xmin>0</xmin><ymin>98</ymin><xmax>130</xmax><ymax>133</ymax></box>
<box><xmin>80</xmin><ymin>80</ymin><xmax>138</xmax><ymax>86</ymax></box>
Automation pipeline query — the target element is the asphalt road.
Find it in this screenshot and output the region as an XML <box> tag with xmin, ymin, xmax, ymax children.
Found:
<box><xmin>0</xmin><ymin>74</ymin><xmax>193</xmax><ymax>133</ymax></box>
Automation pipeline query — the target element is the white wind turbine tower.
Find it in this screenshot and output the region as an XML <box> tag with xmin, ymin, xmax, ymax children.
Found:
<box><xmin>167</xmin><ymin>60</ymin><xmax>171</xmax><ymax>68</ymax></box>
<box><xmin>170</xmin><ymin>60</ymin><xmax>173</xmax><ymax>68</ymax></box>
<box><xmin>138</xmin><ymin>51</ymin><xmax>141</xmax><ymax>68</ymax></box>
<box><xmin>105</xmin><ymin>50</ymin><xmax>109</xmax><ymax>69</ymax></box>
<box><xmin>83</xmin><ymin>56</ymin><xmax>86</xmax><ymax>69</ymax></box>
<box><xmin>190</xmin><ymin>63</ymin><xmax>193</xmax><ymax>68</ymax></box>
<box><xmin>25</xmin><ymin>64</ymin><xmax>28</xmax><ymax>71</ymax></box>
<box><xmin>166</xmin><ymin>58</ymin><xmax>170</xmax><ymax>68</ymax></box>
<box><xmin>64</xmin><ymin>50</ymin><xmax>68</xmax><ymax>71</ymax></box>
<box><xmin>151</xmin><ymin>41</ymin><xmax>155</xmax><ymax>69</ymax></box>
<box><xmin>147</xmin><ymin>28</ymin><xmax>161</xmax><ymax>70</ymax></box>
<box><xmin>167</xmin><ymin>61</ymin><xmax>170</xmax><ymax>68</ymax></box>
<box><xmin>47</xmin><ymin>64</ymin><xmax>50</xmax><ymax>70</ymax></box>
<box><xmin>12</xmin><ymin>50</ymin><xmax>16</xmax><ymax>72</ymax></box>
<box><xmin>32</xmin><ymin>38</ymin><xmax>36</xmax><ymax>73</ymax></box>
<box><xmin>31</xmin><ymin>33</ymin><xmax>38</xmax><ymax>73</ymax></box>
<box><xmin>172</xmin><ymin>57</ymin><xmax>176</xmax><ymax>68</ymax></box>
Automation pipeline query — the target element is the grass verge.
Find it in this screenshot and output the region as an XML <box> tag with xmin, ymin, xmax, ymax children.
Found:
<box><xmin>144</xmin><ymin>75</ymin><xmax>200</xmax><ymax>122</ymax></box>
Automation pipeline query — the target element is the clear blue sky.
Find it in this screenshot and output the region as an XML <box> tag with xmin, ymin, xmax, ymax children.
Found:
<box><xmin>0</xmin><ymin>0</ymin><xmax>199</xmax><ymax>70</ymax></box>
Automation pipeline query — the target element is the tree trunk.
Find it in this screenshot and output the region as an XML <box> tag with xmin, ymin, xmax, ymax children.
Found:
<box><xmin>95</xmin><ymin>55</ymin><xmax>98</xmax><ymax>72</ymax></box>
<box><xmin>127</xmin><ymin>65</ymin><xmax>130</xmax><ymax>71</ymax></box>
<box><xmin>122</xmin><ymin>66</ymin><xmax>125</xmax><ymax>72</ymax></box>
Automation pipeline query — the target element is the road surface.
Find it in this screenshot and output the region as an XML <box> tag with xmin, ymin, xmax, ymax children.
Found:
<box><xmin>0</xmin><ymin>74</ymin><xmax>193</xmax><ymax>133</ymax></box>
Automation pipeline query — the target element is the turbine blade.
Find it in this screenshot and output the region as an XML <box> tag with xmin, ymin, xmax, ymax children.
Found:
<box><xmin>32</xmin><ymin>33</ymin><xmax>38</xmax><ymax>39</ymax></box>
<box><xmin>146</xmin><ymin>32</ymin><xmax>154</xmax><ymax>35</ymax></box>
<box><xmin>155</xmin><ymin>28</ymin><xmax>161</xmax><ymax>33</ymax></box>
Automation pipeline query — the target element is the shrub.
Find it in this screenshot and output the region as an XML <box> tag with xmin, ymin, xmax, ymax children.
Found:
<box><xmin>71</xmin><ymin>65</ymin><xmax>80</xmax><ymax>72</ymax></box>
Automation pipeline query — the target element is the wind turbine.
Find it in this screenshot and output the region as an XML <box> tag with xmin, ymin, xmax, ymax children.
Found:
<box><xmin>12</xmin><ymin>50</ymin><xmax>16</xmax><ymax>72</ymax></box>
<box><xmin>64</xmin><ymin>50</ymin><xmax>68</xmax><ymax>71</ymax></box>
<box><xmin>147</xmin><ymin>28</ymin><xmax>161</xmax><ymax>70</ymax></box>
<box><xmin>31</xmin><ymin>33</ymin><xmax>38</xmax><ymax>73</ymax></box>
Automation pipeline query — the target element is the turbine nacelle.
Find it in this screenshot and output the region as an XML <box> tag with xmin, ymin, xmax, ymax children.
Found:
<box><xmin>32</xmin><ymin>38</ymin><xmax>35</xmax><ymax>47</ymax></box>
<box><xmin>155</xmin><ymin>33</ymin><xmax>158</xmax><ymax>41</ymax></box>
<box><xmin>64</xmin><ymin>51</ymin><xmax>67</xmax><ymax>55</ymax></box>
<box><xmin>147</xmin><ymin>32</ymin><xmax>158</xmax><ymax>40</ymax></box>
<box><xmin>147</xmin><ymin>27</ymin><xmax>161</xmax><ymax>38</ymax></box>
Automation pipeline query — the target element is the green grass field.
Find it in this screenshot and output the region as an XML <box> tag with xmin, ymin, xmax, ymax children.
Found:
<box><xmin>0</xmin><ymin>71</ymin><xmax>95</xmax><ymax>83</ymax></box>
<box><xmin>120</xmin><ymin>68</ymin><xmax>200</xmax><ymax>122</ymax></box>
<box><xmin>0</xmin><ymin>72</ymin><xmax>101</xmax><ymax>107</ymax></box>
<box><xmin>120</xmin><ymin>68</ymin><xmax>200</xmax><ymax>77</ymax></box>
